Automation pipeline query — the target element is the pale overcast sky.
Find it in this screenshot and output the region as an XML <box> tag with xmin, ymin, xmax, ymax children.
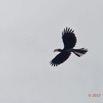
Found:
<box><xmin>0</xmin><ymin>0</ymin><xmax>103</xmax><ymax>103</ymax></box>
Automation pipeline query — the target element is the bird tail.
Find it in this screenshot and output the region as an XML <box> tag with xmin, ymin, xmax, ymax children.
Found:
<box><xmin>72</xmin><ymin>48</ymin><xmax>88</xmax><ymax>57</ymax></box>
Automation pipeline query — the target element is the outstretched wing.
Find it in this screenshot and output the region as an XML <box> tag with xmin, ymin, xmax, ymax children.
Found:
<box><xmin>62</xmin><ymin>27</ymin><xmax>77</xmax><ymax>49</ymax></box>
<box><xmin>50</xmin><ymin>52</ymin><xmax>71</xmax><ymax>66</ymax></box>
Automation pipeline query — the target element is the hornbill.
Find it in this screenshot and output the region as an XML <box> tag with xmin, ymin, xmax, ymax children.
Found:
<box><xmin>50</xmin><ymin>27</ymin><xmax>88</xmax><ymax>66</ymax></box>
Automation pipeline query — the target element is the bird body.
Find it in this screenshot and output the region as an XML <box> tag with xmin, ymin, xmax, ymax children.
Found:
<box><xmin>50</xmin><ymin>27</ymin><xmax>88</xmax><ymax>66</ymax></box>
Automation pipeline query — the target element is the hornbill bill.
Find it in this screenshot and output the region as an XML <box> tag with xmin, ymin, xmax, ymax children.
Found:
<box><xmin>50</xmin><ymin>27</ymin><xmax>88</xmax><ymax>66</ymax></box>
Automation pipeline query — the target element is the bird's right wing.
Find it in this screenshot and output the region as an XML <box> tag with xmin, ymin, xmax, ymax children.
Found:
<box><xmin>50</xmin><ymin>52</ymin><xmax>71</xmax><ymax>66</ymax></box>
<box><xmin>62</xmin><ymin>27</ymin><xmax>77</xmax><ymax>49</ymax></box>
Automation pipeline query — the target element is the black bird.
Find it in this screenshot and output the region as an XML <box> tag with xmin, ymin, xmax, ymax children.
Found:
<box><xmin>50</xmin><ymin>27</ymin><xmax>88</xmax><ymax>66</ymax></box>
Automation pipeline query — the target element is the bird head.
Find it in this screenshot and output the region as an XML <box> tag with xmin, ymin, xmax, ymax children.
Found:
<box><xmin>54</xmin><ymin>49</ymin><xmax>62</xmax><ymax>52</ymax></box>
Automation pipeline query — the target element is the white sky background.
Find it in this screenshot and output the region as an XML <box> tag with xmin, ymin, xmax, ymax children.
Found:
<box><xmin>0</xmin><ymin>0</ymin><xmax>103</xmax><ymax>103</ymax></box>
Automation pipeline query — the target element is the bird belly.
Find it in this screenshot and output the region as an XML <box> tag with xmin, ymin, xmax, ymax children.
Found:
<box><xmin>65</xmin><ymin>49</ymin><xmax>72</xmax><ymax>52</ymax></box>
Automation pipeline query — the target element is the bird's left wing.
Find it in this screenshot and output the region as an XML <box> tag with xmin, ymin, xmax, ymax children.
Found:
<box><xmin>50</xmin><ymin>52</ymin><xmax>71</xmax><ymax>66</ymax></box>
<box><xmin>62</xmin><ymin>27</ymin><xmax>77</xmax><ymax>49</ymax></box>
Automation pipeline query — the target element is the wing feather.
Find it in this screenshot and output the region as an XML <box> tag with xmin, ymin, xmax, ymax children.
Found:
<box><xmin>62</xmin><ymin>27</ymin><xmax>77</xmax><ymax>49</ymax></box>
<box><xmin>50</xmin><ymin>52</ymin><xmax>71</xmax><ymax>66</ymax></box>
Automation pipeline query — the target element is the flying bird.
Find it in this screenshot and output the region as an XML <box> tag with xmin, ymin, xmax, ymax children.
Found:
<box><xmin>50</xmin><ymin>27</ymin><xmax>88</xmax><ymax>66</ymax></box>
